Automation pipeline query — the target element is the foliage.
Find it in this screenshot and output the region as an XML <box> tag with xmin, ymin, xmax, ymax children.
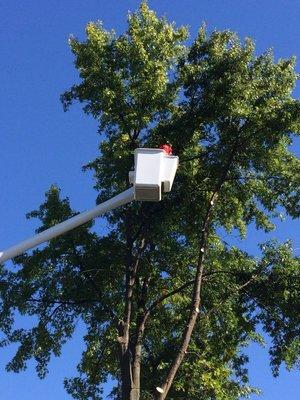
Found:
<box><xmin>1</xmin><ymin>2</ymin><xmax>300</xmax><ymax>399</ymax></box>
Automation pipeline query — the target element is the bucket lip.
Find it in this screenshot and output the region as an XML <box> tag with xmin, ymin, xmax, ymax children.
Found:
<box><xmin>134</xmin><ymin>148</ymin><xmax>179</xmax><ymax>160</ymax></box>
<box><xmin>134</xmin><ymin>148</ymin><xmax>165</xmax><ymax>154</ymax></box>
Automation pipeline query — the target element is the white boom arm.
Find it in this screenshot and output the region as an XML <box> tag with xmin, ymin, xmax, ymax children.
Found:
<box><xmin>0</xmin><ymin>188</ymin><xmax>134</xmax><ymax>264</ymax></box>
<box><xmin>0</xmin><ymin>148</ymin><xmax>178</xmax><ymax>264</ymax></box>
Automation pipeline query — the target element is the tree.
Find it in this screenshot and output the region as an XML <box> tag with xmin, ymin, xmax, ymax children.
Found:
<box><xmin>1</xmin><ymin>2</ymin><xmax>300</xmax><ymax>399</ymax></box>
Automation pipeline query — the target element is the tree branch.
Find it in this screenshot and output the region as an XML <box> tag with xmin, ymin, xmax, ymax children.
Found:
<box><xmin>156</xmin><ymin>133</ymin><xmax>242</xmax><ymax>399</ymax></box>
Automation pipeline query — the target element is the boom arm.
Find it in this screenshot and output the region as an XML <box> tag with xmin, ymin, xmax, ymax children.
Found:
<box><xmin>0</xmin><ymin>188</ymin><xmax>134</xmax><ymax>264</ymax></box>
<box><xmin>0</xmin><ymin>148</ymin><xmax>178</xmax><ymax>264</ymax></box>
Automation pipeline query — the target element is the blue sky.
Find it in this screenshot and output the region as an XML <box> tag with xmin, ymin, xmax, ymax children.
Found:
<box><xmin>0</xmin><ymin>1</ymin><xmax>299</xmax><ymax>399</ymax></box>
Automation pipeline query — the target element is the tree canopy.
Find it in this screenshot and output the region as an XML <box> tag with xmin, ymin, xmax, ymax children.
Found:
<box><xmin>1</xmin><ymin>2</ymin><xmax>300</xmax><ymax>399</ymax></box>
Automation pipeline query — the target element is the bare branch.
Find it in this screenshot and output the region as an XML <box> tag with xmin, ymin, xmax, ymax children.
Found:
<box><xmin>156</xmin><ymin>133</ymin><xmax>243</xmax><ymax>399</ymax></box>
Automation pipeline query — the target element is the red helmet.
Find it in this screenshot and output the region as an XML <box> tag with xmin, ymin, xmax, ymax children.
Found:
<box><xmin>159</xmin><ymin>143</ymin><xmax>173</xmax><ymax>155</ymax></box>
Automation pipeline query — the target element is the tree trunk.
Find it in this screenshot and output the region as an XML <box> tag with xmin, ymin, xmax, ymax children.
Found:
<box><xmin>118</xmin><ymin>353</ymin><xmax>141</xmax><ymax>400</ymax></box>
<box><xmin>118</xmin><ymin>342</ymin><xmax>141</xmax><ymax>400</ymax></box>
<box><xmin>118</xmin><ymin>230</ymin><xmax>145</xmax><ymax>400</ymax></box>
<box><xmin>119</xmin><ymin>346</ymin><xmax>133</xmax><ymax>400</ymax></box>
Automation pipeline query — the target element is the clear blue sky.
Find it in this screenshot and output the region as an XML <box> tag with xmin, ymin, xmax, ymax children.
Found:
<box><xmin>0</xmin><ymin>1</ymin><xmax>299</xmax><ymax>399</ymax></box>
